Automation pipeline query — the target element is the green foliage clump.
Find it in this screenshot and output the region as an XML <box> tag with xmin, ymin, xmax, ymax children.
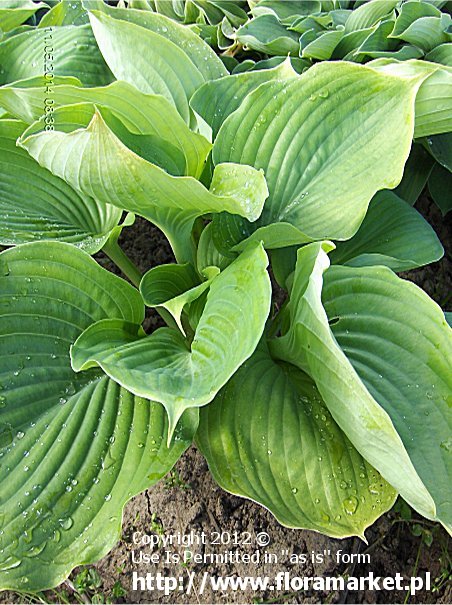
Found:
<box><xmin>0</xmin><ymin>0</ymin><xmax>451</xmax><ymax>593</ymax></box>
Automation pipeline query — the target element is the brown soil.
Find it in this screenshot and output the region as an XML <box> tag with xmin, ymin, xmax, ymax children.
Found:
<box><xmin>1</xmin><ymin>198</ymin><xmax>451</xmax><ymax>605</ymax></box>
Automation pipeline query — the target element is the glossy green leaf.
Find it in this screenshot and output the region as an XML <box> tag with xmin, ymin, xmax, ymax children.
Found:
<box><xmin>86</xmin><ymin>0</ymin><xmax>227</xmax><ymax>79</ymax></box>
<box><xmin>192</xmin><ymin>0</ymin><xmax>248</xmax><ymax>27</ymax></box>
<box><xmin>251</xmin><ymin>1</ymin><xmax>321</xmax><ymax>23</ymax></box>
<box><xmin>19</xmin><ymin>108</ymin><xmax>268</xmax><ymax>262</ymax></box>
<box><xmin>71</xmin><ymin>243</ymin><xmax>272</xmax><ymax>436</ymax></box>
<box><xmin>354</xmin><ymin>19</ymin><xmax>398</xmax><ymax>59</ymax></box>
<box><xmin>236</xmin><ymin>14</ymin><xmax>301</xmax><ymax>55</ymax></box>
<box><xmin>331</xmin><ymin>25</ymin><xmax>376</xmax><ymax>59</ymax></box>
<box><xmin>322</xmin><ymin>264</ymin><xmax>452</xmax><ymax>532</ymax></box>
<box><xmin>197</xmin><ymin>343</ymin><xmax>397</xmax><ymax>538</ymax></box>
<box><xmin>426</xmin><ymin>132</ymin><xmax>452</xmax><ymax>171</ymax></box>
<box><xmin>390</xmin><ymin>2</ymin><xmax>452</xmax><ymax>52</ymax></box>
<box><xmin>0</xmin><ymin>80</ymin><xmax>211</xmax><ymax>179</ymax></box>
<box><xmin>38</xmin><ymin>0</ymin><xmax>90</xmax><ymax>27</ymax></box>
<box><xmin>0</xmin><ymin>242</ymin><xmax>197</xmax><ymax>591</ymax></box>
<box><xmin>190</xmin><ymin>59</ymin><xmax>297</xmax><ymax>138</ymax></box>
<box><xmin>0</xmin><ymin>24</ymin><xmax>113</xmax><ymax>87</ymax></box>
<box><xmin>344</xmin><ymin>0</ymin><xmax>398</xmax><ymax>33</ymax></box>
<box><xmin>87</xmin><ymin>7</ymin><xmax>226</xmax><ymax>124</ymax></box>
<box><xmin>140</xmin><ymin>263</ymin><xmax>219</xmax><ymax>335</ymax></box>
<box><xmin>300</xmin><ymin>29</ymin><xmax>344</xmax><ymax>61</ymax></box>
<box><xmin>212</xmin><ymin>215</ymin><xmax>315</xmax><ymax>255</ymax></box>
<box><xmin>428</xmin><ymin>163</ymin><xmax>452</xmax><ymax>216</ymax></box>
<box><xmin>415</xmin><ymin>64</ymin><xmax>452</xmax><ymax>136</ymax></box>
<box><xmin>213</xmin><ymin>61</ymin><xmax>425</xmax><ymax>241</ymax></box>
<box><xmin>330</xmin><ymin>190</ymin><xmax>444</xmax><ymax>271</ymax></box>
<box><xmin>364</xmin><ymin>45</ymin><xmax>424</xmax><ymax>61</ymax></box>
<box><xmin>391</xmin><ymin>0</ymin><xmax>442</xmax><ymax>38</ymax></box>
<box><xmin>370</xmin><ymin>58</ymin><xmax>452</xmax><ymax>137</ymax></box>
<box><xmin>0</xmin><ymin>1</ymin><xmax>47</xmax><ymax>32</ymax></box>
<box><xmin>270</xmin><ymin>243</ymin><xmax>451</xmax><ymax>531</ymax></box>
<box><xmin>425</xmin><ymin>42</ymin><xmax>452</xmax><ymax>67</ymax></box>
<box><xmin>0</xmin><ymin>119</ymin><xmax>121</xmax><ymax>252</ymax></box>
<box><xmin>394</xmin><ymin>142</ymin><xmax>435</xmax><ymax>205</ymax></box>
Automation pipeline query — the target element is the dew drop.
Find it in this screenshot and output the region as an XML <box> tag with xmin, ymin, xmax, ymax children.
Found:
<box><xmin>59</xmin><ymin>517</ymin><xmax>73</xmax><ymax>530</ymax></box>
<box><xmin>368</xmin><ymin>483</ymin><xmax>380</xmax><ymax>495</ymax></box>
<box><xmin>343</xmin><ymin>496</ymin><xmax>359</xmax><ymax>515</ymax></box>
<box><xmin>0</xmin><ymin>555</ymin><xmax>21</xmax><ymax>571</ymax></box>
<box><xmin>291</xmin><ymin>487</ymin><xmax>298</xmax><ymax>494</ymax></box>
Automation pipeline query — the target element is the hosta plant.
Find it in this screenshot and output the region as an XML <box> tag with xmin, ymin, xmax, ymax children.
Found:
<box><xmin>0</xmin><ymin>0</ymin><xmax>451</xmax><ymax>592</ymax></box>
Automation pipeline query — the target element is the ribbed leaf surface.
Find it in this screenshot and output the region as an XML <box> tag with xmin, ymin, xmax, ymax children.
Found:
<box><xmin>213</xmin><ymin>61</ymin><xmax>422</xmax><ymax>240</ymax></box>
<box><xmin>20</xmin><ymin>109</ymin><xmax>268</xmax><ymax>262</ymax></box>
<box><xmin>0</xmin><ymin>24</ymin><xmax>112</xmax><ymax>87</ymax></box>
<box><xmin>0</xmin><ymin>120</ymin><xmax>121</xmax><ymax>252</ymax></box>
<box><xmin>71</xmin><ymin>244</ymin><xmax>272</xmax><ymax>436</ymax></box>
<box><xmin>198</xmin><ymin>344</ymin><xmax>396</xmax><ymax>538</ymax></box>
<box><xmin>270</xmin><ymin>243</ymin><xmax>451</xmax><ymax>531</ymax></box>
<box><xmin>0</xmin><ymin>242</ymin><xmax>197</xmax><ymax>590</ymax></box>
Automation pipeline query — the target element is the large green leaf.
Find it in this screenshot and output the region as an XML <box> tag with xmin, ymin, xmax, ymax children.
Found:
<box><xmin>389</xmin><ymin>2</ymin><xmax>452</xmax><ymax>53</ymax></box>
<box><xmin>370</xmin><ymin>58</ymin><xmax>452</xmax><ymax>137</ymax></box>
<box><xmin>330</xmin><ymin>190</ymin><xmax>444</xmax><ymax>271</ymax></box>
<box><xmin>0</xmin><ymin>119</ymin><xmax>121</xmax><ymax>252</ymax></box>
<box><xmin>270</xmin><ymin>243</ymin><xmax>452</xmax><ymax>531</ymax></box>
<box><xmin>71</xmin><ymin>243</ymin><xmax>272</xmax><ymax>437</ymax></box>
<box><xmin>85</xmin><ymin>0</ymin><xmax>227</xmax><ymax>79</ymax></box>
<box><xmin>0</xmin><ymin>80</ymin><xmax>211</xmax><ymax>178</ymax></box>
<box><xmin>190</xmin><ymin>59</ymin><xmax>297</xmax><ymax>138</ymax></box>
<box><xmin>390</xmin><ymin>0</ymin><xmax>442</xmax><ymax>38</ymax></box>
<box><xmin>212</xmin><ymin>61</ymin><xmax>425</xmax><ymax>241</ymax></box>
<box><xmin>197</xmin><ymin>343</ymin><xmax>397</xmax><ymax>538</ymax></box>
<box><xmin>19</xmin><ymin>108</ymin><xmax>268</xmax><ymax>262</ymax></box>
<box><xmin>38</xmin><ymin>0</ymin><xmax>90</xmax><ymax>27</ymax></box>
<box><xmin>235</xmin><ymin>14</ymin><xmax>301</xmax><ymax>55</ymax></box>
<box><xmin>0</xmin><ymin>24</ymin><xmax>113</xmax><ymax>87</ymax></box>
<box><xmin>0</xmin><ymin>1</ymin><xmax>47</xmax><ymax>32</ymax></box>
<box><xmin>323</xmin><ymin>265</ymin><xmax>452</xmax><ymax>532</ymax></box>
<box><xmin>0</xmin><ymin>242</ymin><xmax>197</xmax><ymax>590</ymax></box>
<box><xmin>344</xmin><ymin>0</ymin><xmax>398</xmax><ymax>33</ymax></box>
<box><xmin>87</xmin><ymin>6</ymin><xmax>226</xmax><ymax>124</ymax></box>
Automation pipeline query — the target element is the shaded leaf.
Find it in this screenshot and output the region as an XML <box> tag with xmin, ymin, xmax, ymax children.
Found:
<box><xmin>330</xmin><ymin>190</ymin><xmax>444</xmax><ymax>271</ymax></box>
<box><xmin>198</xmin><ymin>343</ymin><xmax>397</xmax><ymax>538</ymax></box>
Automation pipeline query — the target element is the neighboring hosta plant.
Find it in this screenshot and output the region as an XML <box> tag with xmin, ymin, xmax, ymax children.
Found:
<box><xmin>0</xmin><ymin>0</ymin><xmax>451</xmax><ymax>592</ymax></box>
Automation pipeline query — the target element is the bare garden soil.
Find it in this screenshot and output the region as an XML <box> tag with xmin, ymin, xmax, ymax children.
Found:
<box><xmin>1</xmin><ymin>196</ymin><xmax>451</xmax><ymax>604</ymax></box>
